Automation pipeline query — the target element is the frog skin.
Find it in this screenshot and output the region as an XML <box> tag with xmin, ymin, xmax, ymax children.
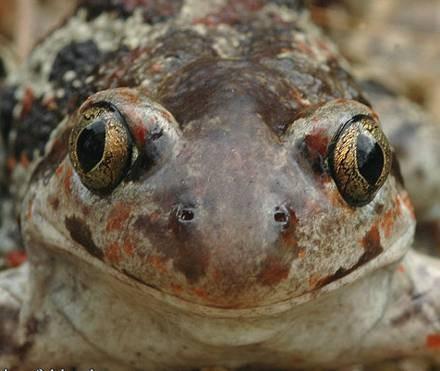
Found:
<box><xmin>0</xmin><ymin>1</ymin><xmax>439</xmax><ymax>370</ymax></box>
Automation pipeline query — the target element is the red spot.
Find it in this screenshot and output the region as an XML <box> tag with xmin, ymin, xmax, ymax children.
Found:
<box><xmin>362</xmin><ymin>225</ymin><xmax>382</xmax><ymax>257</ymax></box>
<box><xmin>105</xmin><ymin>243</ymin><xmax>122</xmax><ymax>264</ymax></box>
<box><xmin>133</xmin><ymin>124</ymin><xmax>148</xmax><ymax>147</ymax></box>
<box><xmin>397</xmin><ymin>264</ymin><xmax>405</xmax><ymax>273</ymax></box>
<box><xmin>426</xmin><ymin>334</ymin><xmax>440</xmax><ymax>349</ymax></box>
<box><xmin>63</xmin><ymin>168</ymin><xmax>73</xmax><ymax>194</ymax></box>
<box><xmin>106</xmin><ymin>203</ymin><xmax>132</xmax><ymax>232</ymax></box>
<box><xmin>304</xmin><ymin>127</ymin><xmax>329</xmax><ymax>157</ymax></box>
<box><xmin>21</xmin><ymin>87</ymin><xmax>34</xmax><ymax>117</ymax></box>
<box><xmin>258</xmin><ymin>256</ymin><xmax>290</xmax><ymax>286</ymax></box>
<box><xmin>5</xmin><ymin>250</ymin><xmax>27</xmax><ymax>268</ymax></box>
<box><xmin>380</xmin><ymin>197</ymin><xmax>403</xmax><ymax>238</ymax></box>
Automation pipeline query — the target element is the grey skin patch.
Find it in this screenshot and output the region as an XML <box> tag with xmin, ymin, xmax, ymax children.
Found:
<box><xmin>314</xmin><ymin>225</ymin><xmax>384</xmax><ymax>290</ymax></box>
<box><xmin>65</xmin><ymin>216</ymin><xmax>103</xmax><ymax>259</ymax></box>
<box><xmin>0</xmin><ymin>306</ymin><xmax>19</xmax><ymax>355</ymax></box>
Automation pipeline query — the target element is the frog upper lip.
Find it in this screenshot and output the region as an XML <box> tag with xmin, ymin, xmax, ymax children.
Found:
<box><xmin>37</xmin><ymin>217</ymin><xmax>412</xmax><ymax>318</ymax></box>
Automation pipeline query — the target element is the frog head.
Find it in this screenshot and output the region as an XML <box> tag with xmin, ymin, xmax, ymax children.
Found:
<box><xmin>23</xmin><ymin>59</ymin><xmax>415</xmax><ymax>309</ymax></box>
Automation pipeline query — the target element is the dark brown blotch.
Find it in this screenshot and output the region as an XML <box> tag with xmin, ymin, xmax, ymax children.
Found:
<box><xmin>134</xmin><ymin>208</ymin><xmax>210</xmax><ymax>284</ymax></box>
<box><xmin>65</xmin><ymin>215</ymin><xmax>103</xmax><ymax>259</ymax></box>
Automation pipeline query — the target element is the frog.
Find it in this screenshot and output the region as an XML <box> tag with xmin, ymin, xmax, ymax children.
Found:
<box><xmin>0</xmin><ymin>0</ymin><xmax>439</xmax><ymax>370</ymax></box>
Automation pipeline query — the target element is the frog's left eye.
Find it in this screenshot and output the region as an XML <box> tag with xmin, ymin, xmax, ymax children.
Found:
<box><xmin>69</xmin><ymin>104</ymin><xmax>132</xmax><ymax>193</ymax></box>
<box><xmin>328</xmin><ymin>114</ymin><xmax>391</xmax><ymax>207</ymax></box>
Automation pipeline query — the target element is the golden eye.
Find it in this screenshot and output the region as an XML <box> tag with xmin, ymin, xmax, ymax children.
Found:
<box><xmin>69</xmin><ymin>104</ymin><xmax>132</xmax><ymax>193</ymax></box>
<box><xmin>328</xmin><ymin>114</ymin><xmax>391</xmax><ymax>207</ymax></box>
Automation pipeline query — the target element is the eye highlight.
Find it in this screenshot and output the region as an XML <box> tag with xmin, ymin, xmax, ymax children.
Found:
<box><xmin>328</xmin><ymin>114</ymin><xmax>391</xmax><ymax>207</ymax></box>
<box><xmin>69</xmin><ymin>103</ymin><xmax>132</xmax><ymax>193</ymax></box>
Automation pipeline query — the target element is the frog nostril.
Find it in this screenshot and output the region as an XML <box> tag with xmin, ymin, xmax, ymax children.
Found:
<box><xmin>177</xmin><ymin>207</ymin><xmax>195</xmax><ymax>223</ymax></box>
<box><xmin>274</xmin><ymin>206</ymin><xmax>289</xmax><ymax>225</ymax></box>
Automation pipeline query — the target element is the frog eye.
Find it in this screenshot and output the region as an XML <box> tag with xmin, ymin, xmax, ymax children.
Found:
<box><xmin>69</xmin><ymin>103</ymin><xmax>132</xmax><ymax>193</ymax></box>
<box><xmin>328</xmin><ymin>114</ymin><xmax>391</xmax><ymax>207</ymax></box>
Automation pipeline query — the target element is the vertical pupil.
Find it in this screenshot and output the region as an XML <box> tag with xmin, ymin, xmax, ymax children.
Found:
<box><xmin>356</xmin><ymin>132</ymin><xmax>384</xmax><ymax>185</ymax></box>
<box><xmin>76</xmin><ymin>120</ymin><xmax>106</xmax><ymax>172</ymax></box>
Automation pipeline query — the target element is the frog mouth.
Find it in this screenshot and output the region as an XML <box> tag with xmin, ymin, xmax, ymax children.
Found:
<box><xmin>33</xmin><ymin>217</ymin><xmax>414</xmax><ymax>318</ymax></box>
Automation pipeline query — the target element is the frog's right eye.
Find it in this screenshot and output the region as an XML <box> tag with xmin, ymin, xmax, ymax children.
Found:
<box><xmin>328</xmin><ymin>114</ymin><xmax>392</xmax><ymax>207</ymax></box>
<box><xmin>69</xmin><ymin>103</ymin><xmax>132</xmax><ymax>193</ymax></box>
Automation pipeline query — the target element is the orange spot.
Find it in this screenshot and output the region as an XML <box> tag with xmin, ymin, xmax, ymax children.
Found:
<box><xmin>308</xmin><ymin>274</ymin><xmax>320</xmax><ymax>288</ymax></box>
<box><xmin>397</xmin><ymin>264</ymin><xmax>405</xmax><ymax>273</ymax></box>
<box><xmin>105</xmin><ymin>243</ymin><xmax>121</xmax><ymax>264</ymax></box>
<box><xmin>6</xmin><ymin>250</ymin><xmax>27</xmax><ymax>268</ymax></box>
<box><xmin>426</xmin><ymin>334</ymin><xmax>440</xmax><ymax>349</ymax></box>
<box><xmin>298</xmin><ymin>249</ymin><xmax>306</xmax><ymax>258</ymax></box>
<box><xmin>400</xmin><ymin>193</ymin><xmax>415</xmax><ymax>219</ymax></box>
<box><xmin>106</xmin><ymin>203</ymin><xmax>131</xmax><ymax>232</ymax></box>
<box><xmin>170</xmin><ymin>283</ymin><xmax>183</xmax><ymax>294</ymax></box>
<box><xmin>123</xmin><ymin>238</ymin><xmax>135</xmax><ymax>256</ymax></box>
<box><xmin>151</xmin><ymin>62</ymin><xmax>162</xmax><ymax>72</ymax></box>
<box><xmin>146</xmin><ymin>255</ymin><xmax>167</xmax><ymax>273</ymax></box>
<box><xmin>192</xmin><ymin>287</ymin><xmax>208</xmax><ymax>299</ymax></box>
<box><xmin>55</xmin><ymin>163</ymin><xmax>64</xmax><ymax>177</ymax></box>
<box><xmin>63</xmin><ymin>167</ymin><xmax>73</xmax><ymax>194</ymax></box>
<box><xmin>381</xmin><ymin>209</ymin><xmax>395</xmax><ymax>238</ymax></box>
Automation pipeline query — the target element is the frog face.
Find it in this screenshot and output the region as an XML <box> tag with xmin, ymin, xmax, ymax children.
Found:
<box><xmin>23</xmin><ymin>60</ymin><xmax>415</xmax><ymax>309</ymax></box>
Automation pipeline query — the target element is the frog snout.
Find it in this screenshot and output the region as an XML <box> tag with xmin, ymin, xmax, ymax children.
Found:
<box><xmin>156</xmin><ymin>196</ymin><xmax>299</xmax><ymax>307</ymax></box>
